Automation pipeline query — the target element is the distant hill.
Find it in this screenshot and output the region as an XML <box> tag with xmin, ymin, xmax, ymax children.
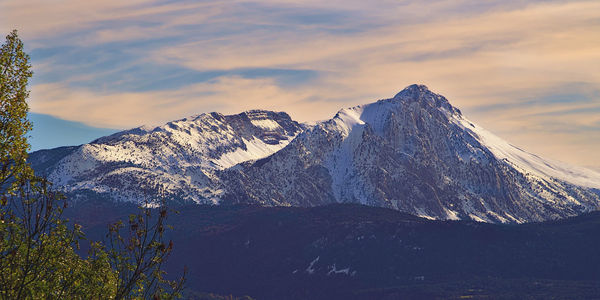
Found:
<box><xmin>65</xmin><ymin>201</ymin><xmax>600</xmax><ymax>299</ymax></box>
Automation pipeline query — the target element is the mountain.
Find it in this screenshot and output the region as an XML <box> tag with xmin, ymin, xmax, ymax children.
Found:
<box><xmin>221</xmin><ymin>85</ymin><xmax>600</xmax><ymax>222</ymax></box>
<box><xmin>30</xmin><ymin>110</ymin><xmax>305</xmax><ymax>204</ymax></box>
<box><xmin>66</xmin><ymin>202</ymin><xmax>600</xmax><ymax>300</ymax></box>
<box><xmin>29</xmin><ymin>84</ymin><xmax>600</xmax><ymax>222</ymax></box>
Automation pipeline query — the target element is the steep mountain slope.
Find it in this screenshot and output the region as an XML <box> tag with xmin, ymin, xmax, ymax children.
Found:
<box><xmin>29</xmin><ymin>84</ymin><xmax>600</xmax><ymax>222</ymax></box>
<box><xmin>29</xmin><ymin>110</ymin><xmax>304</xmax><ymax>204</ymax></box>
<box><xmin>222</xmin><ymin>85</ymin><xmax>600</xmax><ymax>222</ymax></box>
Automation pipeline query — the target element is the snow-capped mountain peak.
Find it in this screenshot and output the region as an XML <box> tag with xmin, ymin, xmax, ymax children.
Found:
<box><xmin>220</xmin><ymin>85</ymin><xmax>600</xmax><ymax>223</ymax></box>
<box><xmin>30</xmin><ymin>109</ymin><xmax>304</xmax><ymax>204</ymax></box>
<box><xmin>394</xmin><ymin>84</ymin><xmax>461</xmax><ymax>115</ymax></box>
<box><xmin>29</xmin><ymin>85</ymin><xmax>600</xmax><ymax>223</ymax></box>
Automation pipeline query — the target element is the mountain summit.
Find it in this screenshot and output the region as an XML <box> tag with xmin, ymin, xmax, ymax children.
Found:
<box><xmin>393</xmin><ymin>84</ymin><xmax>460</xmax><ymax>115</ymax></box>
<box><xmin>29</xmin><ymin>85</ymin><xmax>600</xmax><ymax>222</ymax></box>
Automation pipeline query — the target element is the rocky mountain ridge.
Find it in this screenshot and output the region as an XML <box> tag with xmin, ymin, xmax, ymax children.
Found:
<box><xmin>29</xmin><ymin>85</ymin><xmax>600</xmax><ymax>222</ymax></box>
<box><xmin>30</xmin><ymin>110</ymin><xmax>304</xmax><ymax>204</ymax></box>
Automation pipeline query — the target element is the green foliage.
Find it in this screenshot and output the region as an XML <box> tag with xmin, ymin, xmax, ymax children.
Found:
<box><xmin>0</xmin><ymin>30</ymin><xmax>184</xmax><ymax>299</ymax></box>
<box><xmin>0</xmin><ymin>30</ymin><xmax>33</xmax><ymax>193</ymax></box>
<box><xmin>0</xmin><ymin>172</ymin><xmax>116</xmax><ymax>298</ymax></box>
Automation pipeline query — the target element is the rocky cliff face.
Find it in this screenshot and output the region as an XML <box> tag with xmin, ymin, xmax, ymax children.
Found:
<box><xmin>29</xmin><ymin>85</ymin><xmax>600</xmax><ymax>222</ymax></box>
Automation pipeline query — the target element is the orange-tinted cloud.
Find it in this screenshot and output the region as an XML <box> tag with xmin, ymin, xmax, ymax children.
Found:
<box><xmin>2</xmin><ymin>0</ymin><xmax>599</xmax><ymax>168</ymax></box>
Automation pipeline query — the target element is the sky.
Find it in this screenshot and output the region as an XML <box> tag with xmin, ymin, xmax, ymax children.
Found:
<box><xmin>1</xmin><ymin>0</ymin><xmax>599</xmax><ymax>170</ymax></box>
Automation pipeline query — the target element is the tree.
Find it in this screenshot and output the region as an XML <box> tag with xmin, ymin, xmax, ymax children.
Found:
<box><xmin>100</xmin><ymin>199</ymin><xmax>186</xmax><ymax>299</ymax></box>
<box><xmin>0</xmin><ymin>178</ymin><xmax>116</xmax><ymax>299</ymax></box>
<box><xmin>0</xmin><ymin>30</ymin><xmax>33</xmax><ymax>193</ymax></box>
<box><xmin>0</xmin><ymin>29</ymin><xmax>102</xmax><ymax>299</ymax></box>
<box><xmin>0</xmin><ymin>30</ymin><xmax>184</xmax><ymax>299</ymax></box>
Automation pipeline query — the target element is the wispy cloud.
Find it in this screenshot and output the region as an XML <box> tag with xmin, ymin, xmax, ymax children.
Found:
<box><xmin>1</xmin><ymin>0</ymin><xmax>599</xmax><ymax>168</ymax></box>
<box><xmin>30</xmin><ymin>76</ymin><xmax>343</xmax><ymax>128</ymax></box>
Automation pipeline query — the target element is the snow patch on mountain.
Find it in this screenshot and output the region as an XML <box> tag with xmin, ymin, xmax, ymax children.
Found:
<box><xmin>332</xmin><ymin>106</ymin><xmax>365</xmax><ymax>137</ymax></box>
<box><xmin>213</xmin><ymin>137</ymin><xmax>293</xmax><ymax>169</ymax></box>
<box><xmin>250</xmin><ymin>119</ymin><xmax>281</xmax><ymax>130</ymax></box>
